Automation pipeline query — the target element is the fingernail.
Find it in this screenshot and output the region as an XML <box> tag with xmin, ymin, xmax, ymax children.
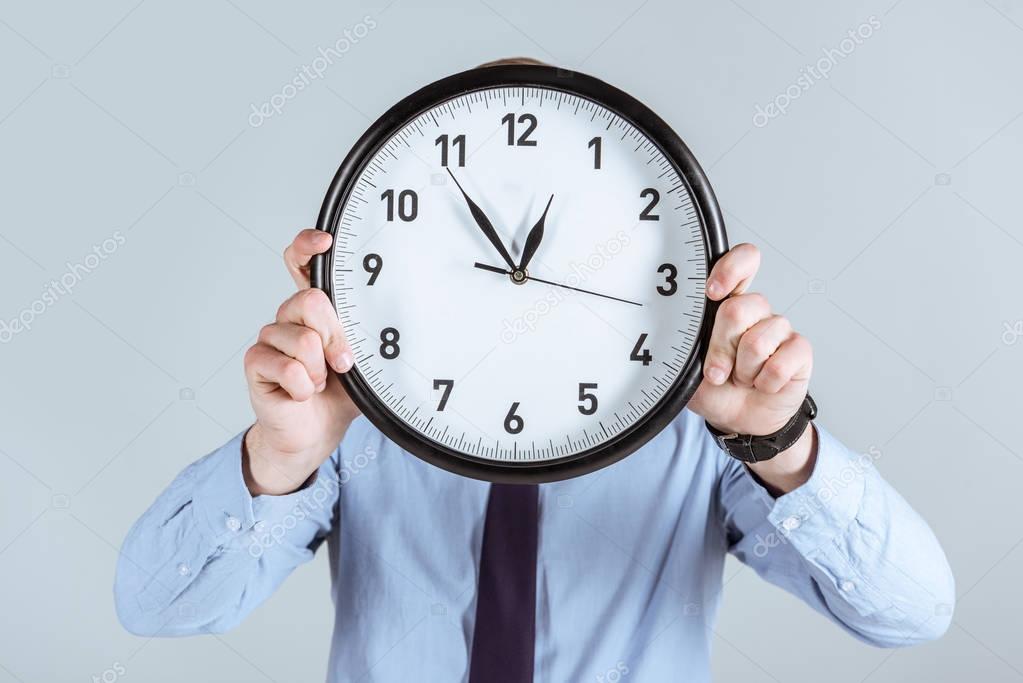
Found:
<box><xmin>316</xmin><ymin>381</ymin><xmax>327</xmax><ymax>393</ymax></box>
<box><xmin>338</xmin><ymin>350</ymin><xmax>354</xmax><ymax>371</ymax></box>
<box><xmin>706</xmin><ymin>366</ymin><xmax>726</xmax><ymax>385</ymax></box>
<box><xmin>706</xmin><ymin>281</ymin><xmax>719</xmax><ymax>299</ymax></box>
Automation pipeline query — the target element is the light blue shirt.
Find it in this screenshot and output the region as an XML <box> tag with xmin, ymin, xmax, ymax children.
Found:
<box><xmin>114</xmin><ymin>410</ymin><xmax>954</xmax><ymax>682</ymax></box>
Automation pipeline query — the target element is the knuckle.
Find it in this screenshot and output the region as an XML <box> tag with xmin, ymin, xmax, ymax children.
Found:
<box><xmin>280</xmin><ymin>358</ymin><xmax>307</xmax><ymax>384</ymax></box>
<box><xmin>275</xmin><ymin>296</ymin><xmax>295</xmax><ymax>321</ymax></box>
<box><xmin>748</xmin><ymin>334</ymin><xmax>774</xmax><ymax>359</ymax></box>
<box><xmin>297</xmin><ymin>328</ymin><xmax>321</xmax><ymax>355</ymax></box>
<box><xmin>313</xmin><ymin>292</ymin><xmax>338</xmax><ymax>322</ymax></box>
<box><xmin>754</xmin><ymin>317</ymin><xmax>790</xmax><ymax>353</ymax></box>
<box><xmin>789</xmin><ymin>333</ymin><xmax>812</xmax><ymax>354</ymax></box>
<box><xmin>243</xmin><ymin>344</ymin><xmax>263</xmax><ymax>368</ymax></box>
<box><xmin>743</xmin><ymin>292</ymin><xmax>769</xmax><ymax>311</ymax></box>
<box><xmin>718</xmin><ymin>297</ymin><xmax>744</xmax><ymax>322</ymax></box>
<box><xmin>257</xmin><ymin>323</ymin><xmax>276</xmax><ymax>343</ymax></box>
<box><xmin>763</xmin><ymin>360</ymin><xmax>787</xmax><ymax>381</ymax></box>
<box><xmin>298</xmin><ymin>287</ymin><xmax>327</xmax><ymax>309</ymax></box>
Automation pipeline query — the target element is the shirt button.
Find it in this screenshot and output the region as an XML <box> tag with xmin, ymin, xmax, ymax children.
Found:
<box><xmin>226</xmin><ymin>516</ymin><xmax>241</xmax><ymax>532</ymax></box>
<box><xmin>781</xmin><ymin>516</ymin><xmax>801</xmax><ymax>531</ymax></box>
<box><xmin>177</xmin><ymin>563</ymin><xmax>191</xmax><ymax>577</ymax></box>
<box><xmin>840</xmin><ymin>580</ymin><xmax>855</xmax><ymax>593</ymax></box>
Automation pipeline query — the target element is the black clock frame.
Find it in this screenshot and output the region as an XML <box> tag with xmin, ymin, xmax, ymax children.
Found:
<box><xmin>311</xmin><ymin>64</ymin><xmax>728</xmax><ymax>484</ymax></box>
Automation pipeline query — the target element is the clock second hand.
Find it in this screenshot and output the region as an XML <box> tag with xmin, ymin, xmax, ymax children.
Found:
<box><xmin>473</xmin><ymin>262</ymin><xmax>643</xmax><ymax>307</ymax></box>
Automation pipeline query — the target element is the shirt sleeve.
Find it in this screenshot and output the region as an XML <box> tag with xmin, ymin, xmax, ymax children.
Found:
<box><xmin>113</xmin><ymin>431</ymin><xmax>340</xmax><ymax>636</ymax></box>
<box><xmin>718</xmin><ymin>424</ymin><xmax>955</xmax><ymax>647</ymax></box>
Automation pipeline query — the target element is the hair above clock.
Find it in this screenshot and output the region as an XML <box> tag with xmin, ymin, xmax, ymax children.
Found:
<box><xmin>477</xmin><ymin>56</ymin><xmax>551</xmax><ymax>68</ymax></box>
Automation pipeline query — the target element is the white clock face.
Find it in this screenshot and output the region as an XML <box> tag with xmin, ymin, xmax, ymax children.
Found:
<box><xmin>330</xmin><ymin>85</ymin><xmax>708</xmax><ymax>464</ymax></box>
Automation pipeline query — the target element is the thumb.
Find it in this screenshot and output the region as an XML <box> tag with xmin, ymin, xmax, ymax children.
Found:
<box><xmin>284</xmin><ymin>229</ymin><xmax>333</xmax><ymax>289</ymax></box>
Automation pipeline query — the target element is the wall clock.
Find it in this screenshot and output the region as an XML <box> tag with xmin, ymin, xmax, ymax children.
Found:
<box><xmin>312</xmin><ymin>64</ymin><xmax>728</xmax><ymax>483</ymax></box>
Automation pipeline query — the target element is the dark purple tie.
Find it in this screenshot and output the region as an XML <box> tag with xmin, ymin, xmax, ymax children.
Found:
<box><xmin>468</xmin><ymin>483</ymin><xmax>539</xmax><ymax>683</ymax></box>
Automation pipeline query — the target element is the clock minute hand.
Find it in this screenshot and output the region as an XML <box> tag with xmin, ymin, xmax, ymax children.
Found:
<box><xmin>447</xmin><ymin>169</ymin><xmax>517</xmax><ymax>272</ymax></box>
<box><xmin>473</xmin><ymin>262</ymin><xmax>643</xmax><ymax>307</ymax></box>
<box><xmin>517</xmin><ymin>194</ymin><xmax>554</xmax><ymax>272</ymax></box>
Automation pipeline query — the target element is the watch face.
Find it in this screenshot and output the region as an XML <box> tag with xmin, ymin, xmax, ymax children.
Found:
<box><xmin>314</xmin><ymin>65</ymin><xmax>727</xmax><ymax>482</ymax></box>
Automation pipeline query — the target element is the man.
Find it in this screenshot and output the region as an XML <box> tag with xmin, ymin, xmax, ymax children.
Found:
<box><xmin>115</xmin><ymin>61</ymin><xmax>953</xmax><ymax>683</ymax></box>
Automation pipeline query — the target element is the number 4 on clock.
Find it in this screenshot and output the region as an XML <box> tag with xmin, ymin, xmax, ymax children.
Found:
<box><xmin>630</xmin><ymin>333</ymin><xmax>653</xmax><ymax>366</ymax></box>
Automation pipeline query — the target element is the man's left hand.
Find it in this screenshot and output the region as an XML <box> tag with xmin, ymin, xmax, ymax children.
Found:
<box><xmin>689</xmin><ymin>243</ymin><xmax>816</xmax><ymax>492</ymax></box>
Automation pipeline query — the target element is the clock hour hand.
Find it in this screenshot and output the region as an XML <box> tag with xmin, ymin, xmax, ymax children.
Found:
<box><xmin>473</xmin><ymin>262</ymin><xmax>643</xmax><ymax>307</ymax></box>
<box><xmin>473</xmin><ymin>262</ymin><xmax>510</xmax><ymax>276</ymax></box>
<box><xmin>517</xmin><ymin>194</ymin><xmax>554</xmax><ymax>272</ymax></box>
<box><xmin>447</xmin><ymin>169</ymin><xmax>518</xmax><ymax>272</ymax></box>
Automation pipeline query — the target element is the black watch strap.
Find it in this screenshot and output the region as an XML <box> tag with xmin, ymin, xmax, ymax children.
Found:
<box><xmin>705</xmin><ymin>395</ymin><xmax>817</xmax><ymax>463</ymax></box>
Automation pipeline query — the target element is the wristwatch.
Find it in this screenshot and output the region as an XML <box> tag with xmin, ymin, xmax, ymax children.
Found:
<box><xmin>705</xmin><ymin>394</ymin><xmax>817</xmax><ymax>463</ymax></box>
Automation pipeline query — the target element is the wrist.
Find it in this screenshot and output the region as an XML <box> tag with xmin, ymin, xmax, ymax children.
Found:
<box><xmin>746</xmin><ymin>423</ymin><xmax>817</xmax><ymax>496</ymax></box>
<box><xmin>706</xmin><ymin>394</ymin><xmax>817</xmax><ymax>464</ymax></box>
<box><xmin>243</xmin><ymin>423</ymin><xmax>337</xmax><ymax>496</ymax></box>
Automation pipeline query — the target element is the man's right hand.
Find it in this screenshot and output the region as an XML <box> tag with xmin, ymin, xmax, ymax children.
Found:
<box><xmin>242</xmin><ymin>229</ymin><xmax>359</xmax><ymax>496</ymax></box>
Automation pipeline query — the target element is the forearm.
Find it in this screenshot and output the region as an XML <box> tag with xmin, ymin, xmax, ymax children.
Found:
<box><xmin>722</xmin><ymin>425</ymin><xmax>955</xmax><ymax>646</ymax></box>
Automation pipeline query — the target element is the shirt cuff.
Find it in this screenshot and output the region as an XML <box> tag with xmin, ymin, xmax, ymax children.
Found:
<box><xmin>191</xmin><ymin>431</ymin><xmax>258</xmax><ymax>541</ymax></box>
<box><xmin>738</xmin><ymin>426</ymin><xmax>900</xmax><ymax>618</ymax></box>
<box><xmin>134</xmin><ymin>433</ymin><xmax>332</xmax><ymax>614</ymax></box>
<box><xmin>745</xmin><ymin>425</ymin><xmax>869</xmax><ymax>559</ymax></box>
<box><xmin>191</xmin><ymin>431</ymin><xmax>328</xmax><ymax>544</ymax></box>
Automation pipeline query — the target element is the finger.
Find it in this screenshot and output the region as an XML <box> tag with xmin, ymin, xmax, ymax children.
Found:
<box><xmin>284</xmin><ymin>229</ymin><xmax>333</xmax><ymax>289</ymax></box>
<box><xmin>706</xmin><ymin>243</ymin><xmax>760</xmax><ymax>300</ymax></box>
<box><xmin>258</xmin><ymin>323</ymin><xmax>329</xmax><ymax>392</ymax></box>
<box><xmin>754</xmin><ymin>334</ymin><xmax>813</xmax><ymax>394</ymax></box>
<box><xmin>244</xmin><ymin>342</ymin><xmax>317</xmax><ymax>402</ymax></box>
<box><xmin>733</xmin><ymin>315</ymin><xmax>793</xmax><ymax>387</ymax></box>
<box><xmin>276</xmin><ymin>288</ymin><xmax>353</xmax><ymax>373</ymax></box>
<box><xmin>703</xmin><ymin>292</ymin><xmax>771</xmax><ymax>385</ymax></box>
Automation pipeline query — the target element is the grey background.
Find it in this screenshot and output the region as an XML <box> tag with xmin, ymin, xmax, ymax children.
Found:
<box><xmin>1</xmin><ymin>0</ymin><xmax>1021</xmax><ymax>681</ymax></box>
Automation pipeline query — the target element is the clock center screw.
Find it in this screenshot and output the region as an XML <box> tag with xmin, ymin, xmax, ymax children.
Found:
<box><xmin>510</xmin><ymin>269</ymin><xmax>528</xmax><ymax>285</ymax></box>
